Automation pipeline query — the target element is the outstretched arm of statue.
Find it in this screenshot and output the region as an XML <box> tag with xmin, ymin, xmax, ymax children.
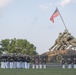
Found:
<box><xmin>49</xmin><ymin>44</ymin><xmax>58</xmax><ymax>51</ymax></box>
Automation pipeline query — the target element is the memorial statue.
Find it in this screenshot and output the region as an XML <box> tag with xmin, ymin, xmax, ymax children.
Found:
<box><xmin>49</xmin><ymin>29</ymin><xmax>76</xmax><ymax>51</ymax></box>
<box><xmin>49</xmin><ymin>32</ymin><xmax>63</xmax><ymax>51</ymax></box>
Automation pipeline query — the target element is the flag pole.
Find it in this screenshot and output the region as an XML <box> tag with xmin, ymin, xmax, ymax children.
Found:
<box><xmin>56</xmin><ymin>7</ymin><xmax>68</xmax><ymax>31</ymax></box>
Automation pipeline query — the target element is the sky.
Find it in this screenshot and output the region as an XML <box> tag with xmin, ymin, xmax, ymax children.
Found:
<box><xmin>0</xmin><ymin>0</ymin><xmax>76</xmax><ymax>54</ymax></box>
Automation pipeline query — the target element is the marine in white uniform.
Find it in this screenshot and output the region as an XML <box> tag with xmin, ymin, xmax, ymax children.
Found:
<box><xmin>67</xmin><ymin>58</ymin><xmax>72</xmax><ymax>68</ymax></box>
<box><xmin>13</xmin><ymin>55</ymin><xmax>17</xmax><ymax>69</ymax></box>
<box><xmin>24</xmin><ymin>56</ymin><xmax>27</xmax><ymax>69</ymax></box>
<box><xmin>39</xmin><ymin>58</ymin><xmax>42</xmax><ymax>69</ymax></box>
<box><xmin>42</xmin><ymin>58</ymin><xmax>46</xmax><ymax>69</ymax></box>
<box><xmin>73</xmin><ymin>58</ymin><xmax>76</xmax><ymax>68</ymax></box>
<box><xmin>32</xmin><ymin>56</ymin><xmax>35</xmax><ymax>69</ymax></box>
<box><xmin>21</xmin><ymin>56</ymin><xmax>25</xmax><ymax>69</ymax></box>
<box><xmin>35</xmin><ymin>57</ymin><xmax>39</xmax><ymax>69</ymax></box>
<box><xmin>9</xmin><ymin>56</ymin><xmax>14</xmax><ymax>69</ymax></box>
<box><xmin>27</xmin><ymin>56</ymin><xmax>31</xmax><ymax>69</ymax></box>
<box><xmin>62</xmin><ymin>59</ymin><xmax>66</xmax><ymax>68</ymax></box>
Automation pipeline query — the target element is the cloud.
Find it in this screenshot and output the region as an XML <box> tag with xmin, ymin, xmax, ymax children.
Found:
<box><xmin>58</xmin><ymin>0</ymin><xmax>72</xmax><ymax>7</ymax></box>
<box><xmin>0</xmin><ymin>0</ymin><xmax>12</xmax><ymax>8</ymax></box>
<box><xmin>39</xmin><ymin>4</ymin><xmax>49</xmax><ymax>10</ymax></box>
<box><xmin>39</xmin><ymin>3</ymin><xmax>54</xmax><ymax>11</ymax></box>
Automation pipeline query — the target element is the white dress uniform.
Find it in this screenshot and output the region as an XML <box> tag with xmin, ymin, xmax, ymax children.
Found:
<box><xmin>35</xmin><ymin>58</ymin><xmax>39</xmax><ymax>69</ymax></box>
<box><xmin>17</xmin><ymin>62</ymin><xmax>20</xmax><ymax>68</ymax></box>
<box><xmin>1</xmin><ymin>58</ymin><xmax>4</xmax><ymax>68</ymax></box>
<box><xmin>13</xmin><ymin>57</ymin><xmax>17</xmax><ymax>68</ymax></box>
<box><xmin>68</xmin><ymin>64</ymin><xmax>72</xmax><ymax>68</ymax></box>
<box><xmin>6</xmin><ymin>57</ymin><xmax>10</xmax><ymax>68</ymax></box>
<box><xmin>62</xmin><ymin>64</ymin><xmax>65</xmax><ymax>68</ymax></box>
<box><xmin>3</xmin><ymin>59</ymin><xmax>6</xmax><ymax>69</ymax></box>
<box><xmin>32</xmin><ymin>64</ymin><xmax>35</xmax><ymax>69</ymax></box>
<box><xmin>36</xmin><ymin>64</ymin><xmax>38</xmax><ymax>69</ymax></box>
<box><xmin>39</xmin><ymin>59</ymin><xmax>42</xmax><ymax>69</ymax></box>
<box><xmin>62</xmin><ymin>60</ymin><xmax>65</xmax><ymax>68</ymax></box>
<box><xmin>19</xmin><ymin>61</ymin><xmax>22</xmax><ymax>68</ymax></box>
<box><xmin>6</xmin><ymin>61</ymin><xmax>9</xmax><ymax>68</ymax></box>
<box><xmin>32</xmin><ymin>59</ymin><xmax>35</xmax><ymax>69</ymax></box>
<box><xmin>24</xmin><ymin>61</ymin><xmax>27</xmax><ymax>69</ymax></box>
<box><xmin>74</xmin><ymin>64</ymin><xmax>76</xmax><ymax>68</ymax></box>
<box><xmin>10</xmin><ymin>62</ymin><xmax>13</xmax><ymax>69</ymax></box>
<box><xmin>10</xmin><ymin>59</ymin><xmax>14</xmax><ymax>69</ymax></box>
<box><xmin>1</xmin><ymin>59</ymin><xmax>5</xmax><ymax>68</ymax></box>
<box><xmin>24</xmin><ymin>57</ymin><xmax>28</xmax><ymax>69</ymax></box>
<box><xmin>17</xmin><ymin>58</ymin><xmax>21</xmax><ymax>69</ymax></box>
<box><xmin>73</xmin><ymin>58</ymin><xmax>76</xmax><ymax>68</ymax></box>
<box><xmin>43</xmin><ymin>64</ymin><xmax>46</xmax><ymax>69</ymax></box>
<box><xmin>27</xmin><ymin>57</ymin><xmax>31</xmax><ymax>69</ymax></box>
<box><xmin>21</xmin><ymin>57</ymin><xmax>25</xmax><ymax>69</ymax></box>
<box><xmin>13</xmin><ymin>62</ymin><xmax>17</xmax><ymax>68</ymax></box>
<box><xmin>67</xmin><ymin>59</ymin><xmax>72</xmax><ymax>68</ymax></box>
<box><xmin>22</xmin><ymin>62</ymin><xmax>25</xmax><ymax>69</ymax></box>
<box><xmin>39</xmin><ymin>64</ymin><xmax>42</xmax><ymax>69</ymax></box>
<box><xmin>1</xmin><ymin>62</ymin><xmax>3</xmax><ymax>68</ymax></box>
<box><xmin>27</xmin><ymin>63</ymin><xmax>30</xmax><ymax>69</ymax></box>
<box><xmin>43</xmin><ymin>58</ymin><xmax>46</xmax><ymax>69</ymax></box>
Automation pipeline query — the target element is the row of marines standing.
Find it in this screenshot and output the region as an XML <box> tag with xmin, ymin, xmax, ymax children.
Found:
<box><xmin>0</xmin><ymin>54</ymin><xmax>47</xmax><ymax>69</ymax></box>
<box><xmin>62</xmin><ymin>58</ymin><xmax>76</xmax><ymax>68</ymax></box>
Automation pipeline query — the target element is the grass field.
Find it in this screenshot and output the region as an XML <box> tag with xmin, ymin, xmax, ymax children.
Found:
<box><xmin>0</xmin><ymin>68</ymin><xmax>76</xmax><ymax>75</ymax></box>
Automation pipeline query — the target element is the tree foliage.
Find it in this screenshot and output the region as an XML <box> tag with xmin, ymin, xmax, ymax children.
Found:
<box><xmin>0</xmin><ymin>38</ymin><xmax>38</xmax><ymax>55</ymax></box>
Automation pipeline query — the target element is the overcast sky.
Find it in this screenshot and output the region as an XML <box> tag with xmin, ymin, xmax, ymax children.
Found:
<box><xmin>0</xmin><ymin>0</ymin><xmax>76</xmax><ymax>54</ymax></box>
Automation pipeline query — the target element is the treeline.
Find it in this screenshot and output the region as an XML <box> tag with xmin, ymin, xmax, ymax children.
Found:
<box><xmin>0</xmin><ymin>38</ymin><xmax>38</xmax><ymax>56</ymax></box>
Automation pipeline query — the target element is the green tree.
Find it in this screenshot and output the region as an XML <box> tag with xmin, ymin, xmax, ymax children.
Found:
<box><xmin>0</xmin><ymin>38</ymin><xmax>38</xmax><ymax>55</ymax></box>
<box><xmin>0</xmin><ymin>39</ymin><xmax>10</xmax><ymax>53</ymax></box>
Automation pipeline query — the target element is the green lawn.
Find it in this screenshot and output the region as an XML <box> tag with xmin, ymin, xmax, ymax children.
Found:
<box><xmin>0</xmin><ymin>68</ymin><xmax>76</xmax><ymax>75</ymax></box>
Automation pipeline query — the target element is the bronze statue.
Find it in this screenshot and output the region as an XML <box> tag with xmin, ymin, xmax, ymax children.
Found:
<box><xmin>49</xmin><ymin>29</ymin><xmax>76</xmax><ymax>51</ymax></box>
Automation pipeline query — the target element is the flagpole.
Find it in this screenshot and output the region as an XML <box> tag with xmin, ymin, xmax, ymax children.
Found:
<box><xmin>56</xmin><ymin>7</ymin><xmax>68</xmax><ymax>30</ymax></box>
